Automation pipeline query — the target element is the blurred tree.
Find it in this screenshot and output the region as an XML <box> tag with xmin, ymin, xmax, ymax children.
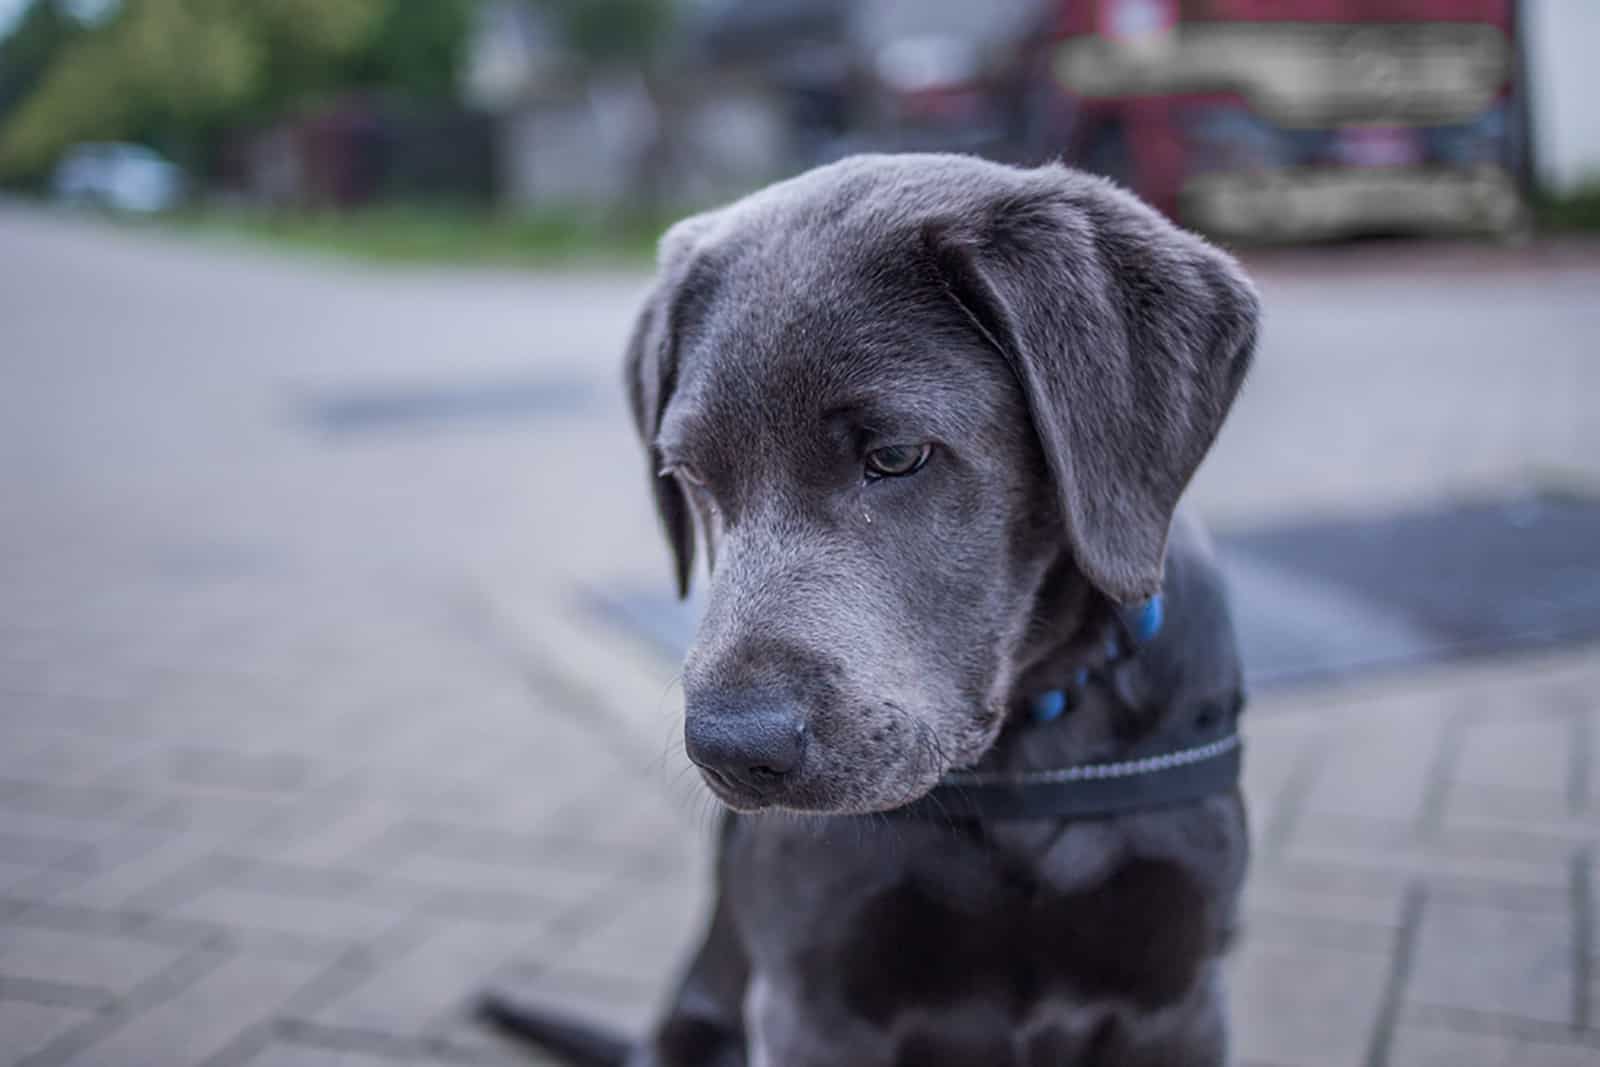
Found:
<box><xmin>0</xmin><ymin>2</ymin><xmax>81</xmax><ymax>124</ymax></box>
<box><xmin>538</xmin><ymin>0</ymin><xmax>674</xmax><ymax>67</ymax></box>
<box><xmin>342</xmin><ymin>0</ymin><xmax>474</xmax><ymax>101</ymax></box>
<box><xmin>0</xmin><ymin>0</ymin><xmax>475</xmax><ymax>181</ymax></box>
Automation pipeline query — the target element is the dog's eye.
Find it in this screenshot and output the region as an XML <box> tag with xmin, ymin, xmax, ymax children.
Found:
<box><xmin>864</xmin><ymin>444</ymin><xmax>930</xmax><ymax>479</ymax></box>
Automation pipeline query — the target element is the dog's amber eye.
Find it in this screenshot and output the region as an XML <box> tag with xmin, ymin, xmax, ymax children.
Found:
<box><xmin>864</xmin><ymin>444</ymin><xmax>930</xmax><ymax>479</ymax></box>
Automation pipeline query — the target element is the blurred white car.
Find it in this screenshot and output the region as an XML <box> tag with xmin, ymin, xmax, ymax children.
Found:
<box><xmin>51</xmin><ymin>142</ymin><xmax>185</xmax><ymax>214</ymax></box>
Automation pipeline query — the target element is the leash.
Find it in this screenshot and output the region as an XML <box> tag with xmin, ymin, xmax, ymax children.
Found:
<box><xmin>891</xmin><ymin>594</ymin><xmax>1245</xmax><ymax>821</ymax></box>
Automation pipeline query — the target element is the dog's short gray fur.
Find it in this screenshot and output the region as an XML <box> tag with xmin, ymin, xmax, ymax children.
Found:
<box><xmin>598</xmin><ymin>154</ymin><xmax>1255</xmax><ymax>1066</ymax></box>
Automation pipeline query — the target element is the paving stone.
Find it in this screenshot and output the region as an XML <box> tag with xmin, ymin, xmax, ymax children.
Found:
<box><xmin>57</xmin><ymin>952</ymin><xmax>329</xmax><ymax>1067</ymax></box>
<box><xmin>246</xmin><ymin>801</ymin><xmax>411</xmax><ymax>870</ymax></box>
<box><xmin>1445</xmin><ymin>782</ymin><xmax>1574</xmax><ymax>824</ymax></box>
<box><xmin>47</xmin><ymin>831</ymin><xmax>227</xmax><ymax>911</ymax></box>
<box><xmin>1299</xmin><ymin>714</ymin><xmax>1445</xmax><ymax>824</ymax></box>
<box><xmin>1291</xmin><ymin>813</ymin><xmax>1416</xmax><ymax>851</ymax></box>
<box><xmin>1245</xmin><ymin>868</ymin><xmax>1408</xmax><ymax>929</ymax></box>
<box><xmin>294</xmin><ymin>923</ymin><xmax>535</xmax><ymax>1037</ymax></box>
<box><xmin>1264</xmin><ymin>859</ymin><xmax>1414</xmax><ymax>901</ymax></box>
<box><xmin>529</xmin><ymin>797</ymin><xmax>705</xmax><ymax>869</ymax></box>
<box><xmin>1226</xmin><ymin>940</ymin><xmax>1391</xmax><ymax>1067</ymax></box>
<box><xmin>0</xmin><ymin>1001</ymin><xmax>95</xmax><ymax>1063</ymax></box>
<box><xmin>135</xmin><ymin>791</ymin><xmax>302</xmax><ymax>837</ymax></box>
<box><xmin>549</xmin><ymin>870</ymin><xmax>706</xmax><ymax>984</ymax></box>
<box><xmin>1589</xmin><ymin>849</ymin><xmax>1598</xmax><ymax>964</ymax></box>
<box><xmin>390</xmin><ymin>811</ymin><xmax>698</xmax><ymax>883</ymax></box>
<box><xmin>1453</xmin><ymin>714</ymin><xmax>1574</xmax><ymax>797</ymax></box>
<box><xmin>243</xmin><ymin>1043</ymin><xmax>475</xmax><ymax>1067</ymax></box>
<box><xmin>0</xmin><ymin>780</ymin><xmax>157</xmax><ymax>824</ymax></box>
<box><xmin>158</xmin><ymin>886</ymin><xmax>414</xmax><ymax>950</ymax></box>
<box><xmin>1283</xmin><ymin>827</ymin><xmax>1575</xmax><ymax>892</ymax></box>
<box><xmin>1584</xmin><ymin>702</ymin><xmax>1599</xmax><ymax>816</ymax></box>
<box><xmin>1408</xmin><ymin>900</ymin><xmax>1574</xmax><ymax>1025</ymax></box>
<box><xmin>0</xmin><ymin>731</ymin><xmax>142</xmax><ymax>786</ymax></box>
<box><xmin>0</xmin><ymin>809</ymin><xmax>145</xmax><ymax>853</ymax></box>
<box><xmin>1240</xmin><ymin>909</ymin><xmax>1398</xmax><ymax>955</ymax></box>
<box><xmin>0</xmin><ymin>835</ymin><xmax>83</xmax><ymax>879</ymax></box>
<box><xmin>1239</xmin><ymin>726</ymin><xmax>1324</xmax><ymax>819</ymax></box>
<box><xmin>1435</xmin><ymin>822</ymin><xmax>1587</xmax><ymax>866</ymax></box>
<box><xmin>0</xmin><ymin>924</ymin><xmax>187</xmax><ymax>999</ymax></box>
<box><xmin>205</xmin><ymin>859</ymin><xmax>373</xmax><ymax>901</ymax></box>
<box><xmin>380</xmin><ymin>849</ymin><xmax>618</xmax><ymax>918</ymax></box>
<box><xmin>1389</xmin><ymin>1023</ymin><xmax>1599</xmax><ymax>1066</ymax></box>
<box><xmin>0</xmin><ymin>860</ymin><xmax>53</xmax><ymax>895</ymax></box>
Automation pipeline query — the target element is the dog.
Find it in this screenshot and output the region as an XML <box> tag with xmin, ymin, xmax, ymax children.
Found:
<box><xmin>481</xmin><ymin>153</ymin><xmax>1260</xmax><ymax>1066</ymax></box>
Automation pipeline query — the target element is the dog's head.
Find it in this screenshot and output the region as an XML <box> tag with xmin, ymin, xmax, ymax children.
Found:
<box><xmin>625</xmin><ymin>155</ymin><xmax>1257</xmax><ymax>813</ymax></box>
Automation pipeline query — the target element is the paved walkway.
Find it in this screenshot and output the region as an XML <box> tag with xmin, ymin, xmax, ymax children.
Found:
<box><xmin>1</xmin><ymin>208</ymin><xmax>1597</xmax><ymax>1066</ymax></box>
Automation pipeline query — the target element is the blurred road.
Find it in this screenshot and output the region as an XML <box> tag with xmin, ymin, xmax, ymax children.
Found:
<box><xmin>1</xmin><ymin>206</ymin><xmax>1597</xmax><ymax>1066</ymax></box>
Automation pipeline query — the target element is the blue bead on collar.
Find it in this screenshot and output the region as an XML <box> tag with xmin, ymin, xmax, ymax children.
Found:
<box><xmin>1030</xmin><ymin>594</ymin><xmax>1164</xmax><ymax>723</ymax></box>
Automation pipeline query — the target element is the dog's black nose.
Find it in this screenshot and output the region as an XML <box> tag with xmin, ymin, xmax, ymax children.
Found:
<box><xmin>684</xmin><ymin>697</ymin><xmax>807</xmax><ymax>792</ymax></box>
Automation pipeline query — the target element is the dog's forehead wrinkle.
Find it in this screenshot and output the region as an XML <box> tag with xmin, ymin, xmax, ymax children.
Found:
<box><xmin>673</xmin><ymin>329</ymin><xmax>1018</xmax><ymax>479</ymax></box>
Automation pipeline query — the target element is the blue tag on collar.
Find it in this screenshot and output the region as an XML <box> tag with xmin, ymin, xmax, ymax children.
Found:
<box><xmin>1030</xmin><ymin>688</ymin><xmax>1067</xmax><ymax>722</ymax></box>
<box><xmin>1134</xmin><ymin>594</ymin><xmax>1164</xmax><ymax>643</ymax></box>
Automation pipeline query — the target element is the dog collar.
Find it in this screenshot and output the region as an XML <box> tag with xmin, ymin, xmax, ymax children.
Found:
<box><xmin>892</xmin><ymin>593</ymin><xmax>1244</xmax><ymax>820</ymax></box>
<box><xmin>891</xmin><ymin>731</ymin><xmax>1242</xmax><ymax>820</ymax></box>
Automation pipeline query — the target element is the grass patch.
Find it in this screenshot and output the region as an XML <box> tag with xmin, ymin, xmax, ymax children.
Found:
<box><xmin>136</xmin><ymin>203</ymin><xmax>673</xmax><ymax>268</ymax></box>
<box><xmin>1533</xmin><ymin>181</ymin><xmax>1600</xmax><ymax>232</ymax></box>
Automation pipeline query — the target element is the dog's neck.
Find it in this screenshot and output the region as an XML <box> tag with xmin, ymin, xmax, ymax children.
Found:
<box><xmin>977</xmin><ymin>549</ymin><xmax>1211</xmax><ymax>780</ymax></box>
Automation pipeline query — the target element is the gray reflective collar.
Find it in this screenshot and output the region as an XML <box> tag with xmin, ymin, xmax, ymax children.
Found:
<box><xmin>890</xmin><ymin>732</ymin><xmax>1243</xmax><ymax>821</ymax></box>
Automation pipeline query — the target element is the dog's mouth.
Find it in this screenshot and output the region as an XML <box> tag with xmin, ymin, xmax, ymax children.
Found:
<box><xmin>693</xmin><ymin>750</ymin><xmax>952</xmax><ymax>816</ymax></box>
<box><xmin>694</xmin><ymin>765</ymin><xmax>785</xmax><ymax>812</ymax></box>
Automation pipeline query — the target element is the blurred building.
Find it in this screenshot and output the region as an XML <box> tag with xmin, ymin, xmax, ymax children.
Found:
<box><xmin>1049</xmin><ymin>0</ymin><xmax>1529</xmax><ymax>241</ymax></box>
<box><xmin>461</xmin><ymin>0</ymin><xmax>1047</xmax><ymax>215</ymax></box>
<box><xmin>225</xmin><ymin>98</ymin><xmax>495</xmax><ymax>212</ymax></box>
<box><xmin>1522</xmin><ymin>1</ymin><xmax>1600</xmax><ymax>198</ymax></box>
<box><xmin>459</xmin><ymin>0</ymin><xmax>1588</xmax><ymax>242</ymax></box>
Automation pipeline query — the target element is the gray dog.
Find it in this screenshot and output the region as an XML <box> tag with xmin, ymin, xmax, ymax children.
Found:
<box><xmin>482</xmin><ymin>153</ymin><xmax>1260</xmax><ymax>1066</ymax></box>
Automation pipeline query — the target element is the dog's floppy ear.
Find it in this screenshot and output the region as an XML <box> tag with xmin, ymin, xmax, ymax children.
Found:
<box><xmin>929</xmin><ymin>168</ymin><xmax>1259</xmax><ymax>602</ymax></box>
<box><xmin>623</xmin><ymin>211</ymin><xmax>721</xmax><ymax>598</ymax></box>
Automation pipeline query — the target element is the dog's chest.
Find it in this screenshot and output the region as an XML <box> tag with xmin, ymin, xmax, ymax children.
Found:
<box><xmin>729</xmin><ymin>820</ymin><xmax>1218</xmax><ymax>1066</ymax></box>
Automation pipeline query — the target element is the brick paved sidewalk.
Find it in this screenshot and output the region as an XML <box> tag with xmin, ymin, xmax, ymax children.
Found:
<box><xmin>3</xmin><ymin>584</ymin><xmax>1595</xmax><ymax>1067</ymax></box>
<box><xmin>3</xmin><ymin>208</ymin><xmax>1597</xmax><ymax>1066</ymax></box>
<box><xmin>1232</xmin><ymin>646</ymin><xmax>1598</xmax><ymax>1067</ymax></box>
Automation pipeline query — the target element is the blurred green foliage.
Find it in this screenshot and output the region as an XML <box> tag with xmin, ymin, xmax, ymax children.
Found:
<box><xmin>136</xmin><ymin>201</ymin><xmax>672</xmax><ymax>266</ymax></box>
<box><xmin>0</xmin><ymin>0</ymin><xmax>474</xmax><ymax>181</ymax></box>
<box><xmin>0</xmin><ymin>0</ymin><xmax>80</xmax><ymax>124</ymax></box>
<box><xmin>543</xmin><ymin>0</ymin><xmax>675</xmax><ymax>65</ymax></box>
<box><xmin>1534</xmin><ymin>181</ymin><xmax>1600</xmax><ymax>232</ymax></box>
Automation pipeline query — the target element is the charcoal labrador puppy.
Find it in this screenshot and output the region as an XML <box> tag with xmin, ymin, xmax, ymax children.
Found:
<box><xmin>482</xmin><ymin>153</ymin><xmax>1259</xmax><ymax>1066</ymax></box>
